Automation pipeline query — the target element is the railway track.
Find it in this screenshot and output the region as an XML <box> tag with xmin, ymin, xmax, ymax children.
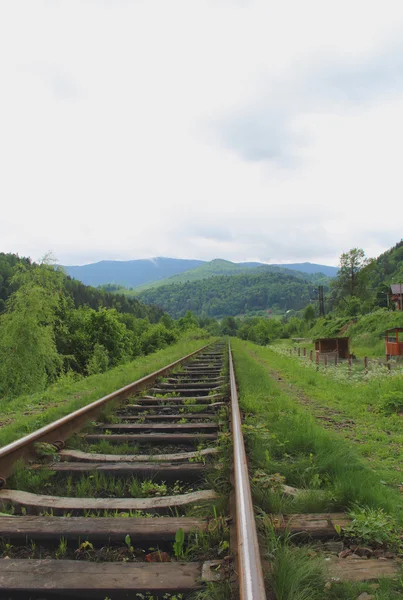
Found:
<box><xmin>0</xmin><ymin>342</ymin><xmax>266</xmax><ymax>599</ymax></box>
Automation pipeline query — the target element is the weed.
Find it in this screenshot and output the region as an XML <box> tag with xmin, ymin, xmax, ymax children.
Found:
<box><xmin>263</xmin><ymin>520</ymin><xmax>326</xmax><ymax>600</ymax></box>
<box><xmin>188</xmin><ymin>445</ymin><xmax>207</xmax><ymax>464</ymax></box>
<box><xmin>8</xmin><ymin>463</ymin><xmax>55</xmax><ymax>494</ymax></box>
<box><xmin>55</xmin><ymin>537</ymin><xmax>68</xmax><ymax>559</ymax></box>
<box><xmin>343</xmin><ymin>505</ymin><xmax>402</xmax><ymax>552</ymax></box>
<box><xmin>34</xmin><ymin>442</ymin><xmax>58</xmax><ymax>458</ymax></box>
<box><xmin>140</xmin><ymin>480</ymin><xmax>168</xmax><ymax>497</ymax></box>
<box><xmin>379</xmin><ymin>391</ymin><xmax>403</xmax><ymax>415</ymax></box>
<box><xmin>75</xmin><ymin>540</ymin><xmax>94</xmax><ymax>558</ymax></box>
<box><xmin>189</xmin><ymin>582</ymin><xmax>233</xmax><ymax>600</ymax></box>
<box><xmin>125</xmin><ymin>534</ymin><xmax>134</xmax><ymax>553</ymax></box>
<box><xmin>173</xmin><ymin>528</ymin><xmax>185</xmax><ymax>559</ymax></box>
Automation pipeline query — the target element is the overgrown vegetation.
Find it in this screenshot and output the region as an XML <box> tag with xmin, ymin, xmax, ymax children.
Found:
<box><xmin>231</xmin><ymin>339</ymin><xmax>403</xmax><ymax>599</ymax></box>
<box><xmin>0</xmin><ymin>253</ymin><xmax>209</xmax><ymax>399</ymax></box>
<box><xmin>0</xmin><ymin>334</ymin><xmax>212</xmax><ymax>448</ymax></box>
<box><xmin>240</xmin><ymin>340</ymin><xmax>403</xmax><ymax>490</ymax></box>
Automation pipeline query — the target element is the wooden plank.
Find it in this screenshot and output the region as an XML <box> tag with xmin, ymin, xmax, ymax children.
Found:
<box><xmin>98</xmin><ymin>422</ymin><xmax>218</xmax><ymax>431</ymax></box>
<box><xmin>328</xmin><ymin>558</ymin><xmax>400</xmax><ymax>582</ymax></box>
<box><xmin>0</xmin><ymin>559</ymin><xmax>204</xmax><ymax>596</ymax></box>
<box><xmin>150</xmin><ymin>387</ymin><xmax>221</xmax><ymax>395</ymax></box>
<box><xmin>137</xmin><ymin>394</ymin><xmax>223</xmax><ymax>403</ymax></box>
<box><xmin>0</xmin><ymin>489</ymin><xmax>218</xmax><ymax>515</ymax></box>
<box><xmin>168</xmin><ymin>377</ymin><xmax>225</xmax><ymax>382</ymax></box>
<box><xmin>271</xmin><ymin>513</ymin><xmax>351</xmax><ymax>538</ymax></box>
<box><xmin>83</xmin><ymin>433</ymin><xmax>217</xmax><ymax>443</ymax></box>
<box><xmin>60</xmin><ymin>448</ymin><xmax>218</xmax><ymax>463</ymax></box>
<box><xmin>116</xmin><ymin>413</ymin><xmax>215</xmax><ymax>420</ymax></box>
<box><xmin>0</xmin><ymin>516</ymin><xmax>206</xmax><ymax>542</ymax></box>
<box><xmin>124</xmin><ymin>401</ymin><xmax>225</xmax><ymax>411</ymax></box>
<box><xmin>34</xmin><ymin>461</ymin><xmax>206</xmax><ymax>479</ymax></box>
<box><xmin>157</xmin><ymin>382</ymin><xmax>221</xmax><ymax>389</ymax></box>
<box><xmin>183</xmin><ymin>369</ymin><xmax>222</xmax><ymax>374</ymax></box>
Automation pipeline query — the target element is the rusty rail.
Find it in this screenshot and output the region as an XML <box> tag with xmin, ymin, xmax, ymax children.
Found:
<box><xmin>229</xmin><ymin>341</ymin><xmax>267</xmax><ymax>600</ymax></box>
<box><xmin>0</xmin><ymin>343</ymin><xmax>210</xmax><ymax>483</ymax></box>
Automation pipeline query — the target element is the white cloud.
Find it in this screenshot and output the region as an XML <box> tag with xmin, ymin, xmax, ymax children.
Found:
<box><xmin>0</xmin><ymin>0</ymin><xmax>403</xmax><ymax>266</ymax></box>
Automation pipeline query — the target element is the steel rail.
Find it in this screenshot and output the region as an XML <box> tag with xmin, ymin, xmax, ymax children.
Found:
<box><xmin>229</xmin><ymin>341</ymin><xmax>267</xmax><ymax>600</ymax></box>
<box><xmin>0</xmin><ymin>343</ymin><xmax>210</xmax><ymax>483</ymax></box>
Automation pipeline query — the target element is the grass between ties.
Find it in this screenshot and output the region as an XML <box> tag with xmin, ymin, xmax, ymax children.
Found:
<box><xmin>1</xmin><ymin>344</ymin><xmax>233</xmax><ymax>598</ymax></box>
<box><xmin>231</xmin><ymin>338</ymin><xmax>403</xmax><ymax>600</ymax></box>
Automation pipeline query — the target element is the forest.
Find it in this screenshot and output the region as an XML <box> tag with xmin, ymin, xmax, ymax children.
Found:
<box><xmin>0</xmin><ymin>253</ymin><xmax>196</xmax><ymax>399</ymax></box>
<box><xmin>137</xmin><ymin>270</ymin><xmax>321</xmax><ymax>318</ymax></box>
<box><xmin>217</xmin><ymin>241</ymin><xmax>403</xmax><ymax>350</ymax></box>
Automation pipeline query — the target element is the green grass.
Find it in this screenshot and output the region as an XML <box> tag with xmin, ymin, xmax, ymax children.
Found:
<box><xmin>244</xmin><ymin>340</ymin><xmax>403</xmax><ymax>491</ymax></box>
<box><xmin>262</xmin><ymin>521</ymin><xmax>326</xmax><ymax>600</ymax></box>
<box><xmin>231</xmin><ymin>338</ymin><xmax>403</xmax><ymax>598</ymax></box>
<box><xmin>232</xmin><ymin>339</ymin><xmax>402</xmax><ymax>517</ymax></box>
<box><xmin>0</xmin><ymin>334</ymin><xmax>213</xmax><ymax>449</ymax></box>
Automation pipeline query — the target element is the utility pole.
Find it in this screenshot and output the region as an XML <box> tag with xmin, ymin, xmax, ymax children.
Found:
<box><xmin>318</xmin><ymin>286</ymin><xmax>325</xmax><ymax>317</ymax></box>
<box><xmin>400</xmin><ymin>282</ymin><xmax>402</xmax><ymax>312</ymax></box>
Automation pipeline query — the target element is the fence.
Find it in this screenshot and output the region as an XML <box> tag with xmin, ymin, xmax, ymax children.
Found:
<box><xmin>285</xmin><ymin>346</ymin><xmax>403</xmax><ymax>380</ymax></box>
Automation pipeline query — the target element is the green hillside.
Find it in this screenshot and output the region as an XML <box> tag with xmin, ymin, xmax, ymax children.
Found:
<box><xmin>361</xmin><ymin>240</ymin><xmax>403</xmax><ymax>292</ymax></box>
<box><xmin>133</xmin><ymin>259</ymin><xmax>263</xmax><ymax>291</ymax></box>
<box><xmin>137</xmin><ymin>270</ymin><xmax>321</xmax><ymax>318</ymax></box>
<box><xmin>134</xmin><ymin>259</ymin><xmax>330</xmax><ymax>292</ymax></box>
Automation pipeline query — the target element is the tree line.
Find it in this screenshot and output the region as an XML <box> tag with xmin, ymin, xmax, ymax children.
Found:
<box><xmin>0</xmin><ymin>254</ymin><xmax>196</xmax><ymax>398</ymax></box>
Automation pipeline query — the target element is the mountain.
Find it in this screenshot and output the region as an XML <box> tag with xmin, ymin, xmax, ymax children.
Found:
<box><xmin>64</xmin><ymin>257</ymin><xmax>337</xmax><ymax>289</ymax></box>
<box><xmin>134</xmin><ymin>259</ymin><xmax>265</xmax><ymax>291</ymax></box>
<box><xmin>0</xmin><ymin>252</ymin><xmax>163</xmax><ymax>322</ymax></box>
<box><xmin>136</xmin><ymin>270</ymin><xmax>322</xmax><ymax>319</ymax></box>
<box><xmin>272</xmin><ymin>262</ymin><xmax>338</xmax><ymax>278</ymax></box>
<box><xmin>135</xmin><ymin>259</ymin><xmax>331</xmax><ymax>292</ymax></box>
<box><xmin>64</xmin><ymin>258</ymin><xmax>205</xmax><ymax>288</ymax></box>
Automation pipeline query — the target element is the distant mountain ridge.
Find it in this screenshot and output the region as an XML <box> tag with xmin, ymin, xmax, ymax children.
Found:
<box><xmin>64</xmin><ymin>258</ymin><xmax>205</xmax><ymax>288</ymax></box>
<box><xmin>63</xmin><ymin>257</ymin><xmax>338</xmax><ymax>289</ymax></box>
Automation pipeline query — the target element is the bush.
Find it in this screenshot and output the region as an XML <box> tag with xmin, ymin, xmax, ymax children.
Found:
<box><xmin>87</xmin><ymin>344</ymin><xmax>110</xmax><ymax>375</ymax></box>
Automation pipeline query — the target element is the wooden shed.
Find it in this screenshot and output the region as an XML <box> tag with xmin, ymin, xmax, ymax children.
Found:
<box><xmin>385</xmin><ymin>328</ymin><xmax>403</xmax><ymax>359</ymax></box>
<box><xmin>314</xmin><ymin>337</ymin><xmax>350</xmax><ymax>359</ymax></box>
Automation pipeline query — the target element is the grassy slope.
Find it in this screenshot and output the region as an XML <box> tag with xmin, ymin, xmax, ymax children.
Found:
<box><xmin>131</xmin><ymin>259</ymin><xmax>263</xmax><ymax>292</ymax></box>
<box><xmin>0</xmin><ymin>333</ymin><xmax>213</xmax><ymax>448</ymax></box>
<box><xmin>309</xmin><ymin>309</ymin><xmax>403</xmax><ymax>357</ymax></box>
<box><xmin>233</xmin><ymin>339</ymin><xmax>402</xmax><ymax>494</ymax></box>
<box><xmin>231</xmin><ymin>338</ymin><xmax>402</xmax><ymax>599</ymax></box>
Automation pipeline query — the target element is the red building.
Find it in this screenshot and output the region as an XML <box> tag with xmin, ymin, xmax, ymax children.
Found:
<box><xmin>385</xmin><ymin>328</ymin><xmax>403</xmax><ymax>359</ymax></box>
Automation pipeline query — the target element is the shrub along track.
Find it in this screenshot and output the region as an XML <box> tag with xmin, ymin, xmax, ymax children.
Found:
<box><xmin>0</xmin><ymin>341</ymin><xmax>266</xmax><ymax>600</ymax></box>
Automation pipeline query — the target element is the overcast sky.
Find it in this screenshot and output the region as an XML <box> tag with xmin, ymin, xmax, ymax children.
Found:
<box><xmin>1</xmin><ymin>1</ymin><xmax>403</xmax><ymax>266</ymax></box>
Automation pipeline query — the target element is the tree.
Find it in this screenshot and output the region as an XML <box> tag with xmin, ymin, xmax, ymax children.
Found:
<box><xmin>303</xmin><ymin>304</ymin><xmax>316</xmax><ymax>324</ymax></box>
<box><xmin>331</xmin><ymin>249</ymin><xmax>368</xmax><ymax>312</ymax></box>
<box><xmin>0</xmin><ymin>264</ymin><xmax>63</xmax><ymax>396</ymax></box>
<box><xmin>220</xmin><ymin>316</ymin><xmax>238</xmax><ymax>336</ymax></box>
<box><xmin>339</xmin><ymin>248</ymin><xmax>367</xmax><ymax>296</ymax></box>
